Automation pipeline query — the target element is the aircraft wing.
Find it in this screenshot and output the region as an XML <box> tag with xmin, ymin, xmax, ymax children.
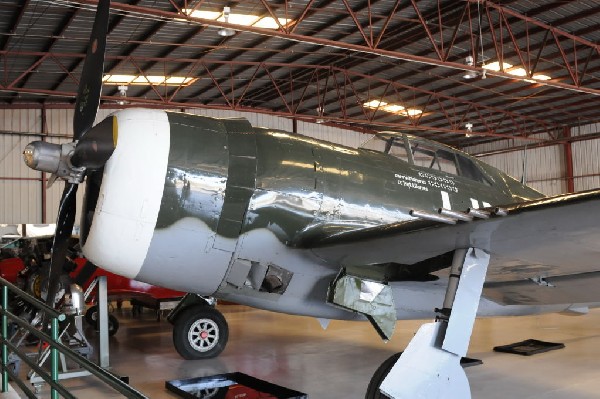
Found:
<box><xmin>309</xmin><ymin>189</ymin><xmax>600</xmax><ymax>306</ymax></box>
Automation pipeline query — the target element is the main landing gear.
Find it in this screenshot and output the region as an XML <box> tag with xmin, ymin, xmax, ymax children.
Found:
<box><xmin>168</xmin><ymin>294</ymin><xmax>229</xmax><ymax>359</ymax></box>
<box><xmin>368</xmin><ymin>248</ymin><xmax>490</xmax><ymax>399</ymax></box>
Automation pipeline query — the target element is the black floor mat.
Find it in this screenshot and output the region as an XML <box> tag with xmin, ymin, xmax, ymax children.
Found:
<box><xmin>493</xmin><ymin>339</ymin><xmax>565</xmax><ymax>356</ymax></box>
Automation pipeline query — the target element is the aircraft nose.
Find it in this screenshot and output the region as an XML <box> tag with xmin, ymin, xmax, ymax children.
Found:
<box><xmin>82</xmin><ymin>109</ymin><xmax>171</xmax><ymax>279</ymax></box>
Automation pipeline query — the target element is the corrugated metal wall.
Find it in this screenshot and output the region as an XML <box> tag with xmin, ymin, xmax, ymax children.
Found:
<box><xmin>2</xmin><ymin>107</ymin><xmax>599</xmax><ymax>223</ymax></box>
<box><xmin>572</xmin><ymin>123</ymin><xmax>600</xmax><ymax>137</ymax></box>
<box><xmin>474</xmin><ymin>145</ymin><xmax>567</xmax><ymax>196</ymax></box>
<box><xmin>466</xmin><ymin>124</ymin><xmax>600</xmax><ymax>196</ymax></box>
<box><xmin>0</xmin><ymin>109</ymin><xmax>42</xmax><ymax>223</ymax></box>
<box><xmin>296</xmin><ymin>121</ymin><xmax>369</xmax><ymax>148</ymax></box>
<box><xmin>572</xmin><ymin>123</ymin><xmax>600</xmax><ymax>191</ymax></box>
<box><xmin>185</xmin><ymin>108</ymin><xmax>293</xmax><ymax>131</ymax></box>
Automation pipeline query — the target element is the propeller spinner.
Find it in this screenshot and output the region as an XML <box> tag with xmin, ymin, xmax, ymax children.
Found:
<box><xmin>23</xmin><ymin>0</ymin><xmax>113</xmax><ymax>307</ymax></box>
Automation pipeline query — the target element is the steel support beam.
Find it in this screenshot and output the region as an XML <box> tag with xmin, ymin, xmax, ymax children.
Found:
<box><xmin>564</xmin><ymin>127</ymin><xmax>575</xmax><ymax>193</ymax></box>
<box><xmin>62</xmin><ymin>0</ymin><xmax>600</xmax><ymax>96</ymax></box>
<box><xmin>0</xmin><ymin>50</ymin><xmax>564</xmax><ymax>140</ymax></box>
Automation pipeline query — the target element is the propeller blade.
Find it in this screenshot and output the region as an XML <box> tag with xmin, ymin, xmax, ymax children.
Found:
<box><xmin>71</xmin><ymin>115</ymin><xmax>117</xmax><ymax>169</ymax></box>
<box><xmin>46</xmin><ymin>183</ymin><xmax>78</xmax><ymax>307</ymax></box>
<box><xmin>42</xmin><ymin>1</ymin><xmax>111</xmax><ymax>308</ymax></box>
<box><xmin>73</xmin><ymin>0</ymin><xmax>110</xmax><ymax>140</ymax></box>
<box><xmin>46</xmin><ymin>174</ymin><xmax>58</xmax><ymax>189</ymax></box>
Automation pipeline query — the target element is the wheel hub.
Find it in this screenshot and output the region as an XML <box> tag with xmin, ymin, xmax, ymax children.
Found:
<box><xmin>188</xmin><ymin>318</ymin><xmax>219</xmax><ymax>352</ymax></box>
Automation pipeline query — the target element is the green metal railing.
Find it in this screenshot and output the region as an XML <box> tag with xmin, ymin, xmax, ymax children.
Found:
<box><xmin>0</xmin><ymin>277</ymin><xmax>148</xmax><ymax>398</ymax></box>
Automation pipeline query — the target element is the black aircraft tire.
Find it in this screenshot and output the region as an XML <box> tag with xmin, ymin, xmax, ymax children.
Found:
<box><xmin>85</xmin><ymin>305</ymin><xmax>98</xmax><ymax>325</ymax></box>
<box><xmin>365</xmin><ymin>352</ymin><xmax>401</xmax><ymax>399</ymax></box>
<box><xmin>86</xmin><ymin>306</ymin><xmax>119</xmax><ymax>336</ymax></box>
<box><xmin>105</xmin><ymin>314</ymin><xmax>119</xmax><ymax>336</ymax></box>
<box><xmin>94</xmin><ymin>314</ymin><xmax>119</xmax><ymax>336</ymax></box>
<box><xmin>173</xmin><ymin>306</ymin><xmax>228</xmax><ymax>360</ymax></box>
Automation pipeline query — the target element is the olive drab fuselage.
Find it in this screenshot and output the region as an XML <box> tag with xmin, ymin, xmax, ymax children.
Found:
<box><xmin>157</xmin><ymin>112</ymin><xmax>540</xmax><ymax>247</ymax></box>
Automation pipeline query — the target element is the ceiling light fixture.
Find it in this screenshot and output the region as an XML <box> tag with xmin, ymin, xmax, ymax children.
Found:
<box><xmin>316</xmin><ymin>105</ymin><xmax>325</xmax><ymax>124</ymax></box>
<box><xmin>363</xmin><ymin>100</ymin><xmax>422</xmax><ymax>117</ymax></box>
<box><xmin>218</xmin><ymin>7</ymin><xmax>236</xmax><ymax>37</ymax></box>
<box><xmin>181</xmin><ymin>8</ymin><xmax>293</xmax><ymax>30</ymax></box>
<box><xmin>482</xmin><ymin>62</ymin><xmax>552</xmax><ymax>82</ymax></box>
<box><xmin>463</xmin><ymin>56</ymin><xmax>478</xmax><ymax>79</ymax></box>
<box><xmin>465</xmin><ymin>122</ymin><xmax>474</xmax><ymax>137</ymax></box>
<box><xmin>117</xmin><ymin>85</ymin><xmax>128</xmax><ymax>105</ymax></box>
<box><xmin>102</xmin><ymin>74</ymin><xmax>197</xmax><ymax>86</ymax></box>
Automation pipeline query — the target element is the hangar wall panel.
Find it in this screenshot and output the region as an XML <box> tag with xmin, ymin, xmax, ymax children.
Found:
<box><xmin>572</xmin><ymin>140</ymin><xmax>600</xmax><ymax>191</ymax></box>
<box><xmin>475</xmin><ymin>145</ymin><xmax>566</xmax><ymax>196</ymax></box>
<box><xmin>46</xmin><ymin>108</ymin><xmax>74</xmax><ymax>138</ymax></box>
<box><xmin>0</xmin><ymin>109</ymin><xmax>42</xmax><ymax>223</ymax></box>
<box><xmin>0</xmin><ymin>180</ymin><xmax>39</xmax><ymax>224</ymax></box>
<box><xmin>571</xmin><ymin>123</ymin><xmax>600</xmax><ymax>137</ymax></box>
<box><xmin>465</xmin><ymin>132</ymin><xmax>554</xmax><ymax>155</ymax></box>
<box><xmin>185</xmin><ymin>108</ymin><xmax>293</xmax><ymax>131</ymax></box>
<box><xmin>466</xmin><ymin>139</ymin><xmax>521</xmax><ymax>154</ymax></box>
<box><xmin>296</xmin><ymin>121</ymin><xmax>369</xmax><ymax>149</ymax></box>
<box><xmin>0</xmin><ymin>109</ymin><xmax>41</xmax><ymax>133</ymax></box>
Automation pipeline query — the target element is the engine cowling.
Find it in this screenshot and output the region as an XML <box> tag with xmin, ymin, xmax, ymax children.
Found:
<box><xmin>81</xmin><ymin>109</ymin><xmax>233</xmax><ymax>295</ymax></box>
<box><xmin>82</xmin><ymin>108</ymin><xmax>170</xmax><ymax>279</ymax></box>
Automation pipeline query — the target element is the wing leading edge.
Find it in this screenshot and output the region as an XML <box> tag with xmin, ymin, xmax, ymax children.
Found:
<box><xmin>310</xmin><ymin>189</ymin><xmax>600</xmax><ymax>306</ymax></box>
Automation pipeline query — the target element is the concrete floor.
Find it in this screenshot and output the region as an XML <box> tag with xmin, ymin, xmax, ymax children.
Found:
<box><xmin>6</xmin><ymin>304</ymin><xmax>600</xmax><ymax>398</ymax></box>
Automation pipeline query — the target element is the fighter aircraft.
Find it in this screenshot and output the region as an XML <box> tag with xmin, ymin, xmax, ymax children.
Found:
<box><xmin>20</xmin><ymin>1</ymin><xmax>600</xmax><ymax>398</ymax></box>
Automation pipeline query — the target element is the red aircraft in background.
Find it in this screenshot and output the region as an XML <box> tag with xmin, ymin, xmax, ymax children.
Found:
<box><xmin>0</xmin><ymin>235</ymin><xmax>184</xmax><ymax>309</ymax></box>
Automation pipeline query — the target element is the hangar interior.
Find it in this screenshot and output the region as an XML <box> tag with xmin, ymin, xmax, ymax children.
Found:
<box><xmin>1</xmin><ymin>0</ymin><xmax>600</xmax><ymax>398</ymax></box>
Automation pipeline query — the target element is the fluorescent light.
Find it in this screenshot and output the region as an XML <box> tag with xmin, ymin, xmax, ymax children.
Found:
<box><xmin>509</xmin><ymin>67</ymin><xmax>528</xmax><ymax>77</ymax></box>
<box><xmin>363</xmin><ymin>100</ymin><xmax>387</xmax><ymax>109</ymax></box>
<box><xmin>103</xmin><ymin>74</ymin><xmax>135</xmax><ymax>84</ymax></box>
<box><xmin>404</xmin><ymin>109</ymin><xmax>423</xmax><ymax>116</ymax></box>
<box><xmin>103</xmin><ymin>75</ymin><xmax>197</xmax><ymax>86</ymax></box>
<box><xmin>482</xmin><ymin>61</ymin><xmax>513</xmax><ymax>72</ymax></box>
<box><xmin>253</xmin><ymin>17</ymin><xmax>293</xmax><ymax>29</ymax></box>
<box><xmin>383</xmin><ymin>104</ymin><xmax>405</xmax><ymax>113</ymax></box>
<box><xmin>181</xmin><ymin>9</ymin><xmax>221</xmax><ymax>20</ymax></box>
<box><xmin>363</xmin><ymin>100</ymin><xmax>422</xmax><ymax>116</ymax></box>
<box><xmin>181</xmin><ymin>9</ymin><xmax>292</xmax><ymax>30</ymax></box>
<box><xmin>132</xmin><ymin>75</ymin><xmax>165</xmax><ymax>84</ymax></box>
<box><xmin>509</xmin><ymin>68</ymin><xmax>552</xmax><ymax>82</ymax></box>
<box><xmin>482</xmin><ymin>61</ymin><xmax>552</xmax><ymax>81</ymax></box>
<box><xmin>218</xmin><ymin>13</ymin><xmax>260</xmax><ymax>26</ymax></box>
<box><xmin>531</xmin><ymin>74</ymin><xmax>551</xmax><ymax>81</ymax></box>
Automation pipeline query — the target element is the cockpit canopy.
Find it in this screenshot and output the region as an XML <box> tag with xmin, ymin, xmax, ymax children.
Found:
<box><xmin>360</xmin><ymin>133</ymin><xmax>491</xmax><ymax>185</ymax></box>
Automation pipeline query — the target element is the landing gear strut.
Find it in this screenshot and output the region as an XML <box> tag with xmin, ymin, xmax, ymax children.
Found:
<box><xmin>375</xmin><ymin>248</ymin><xmax>490</xmax><ymax>399</ymax></box>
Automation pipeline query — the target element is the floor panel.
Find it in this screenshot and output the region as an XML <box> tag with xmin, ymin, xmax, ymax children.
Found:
<box><xmin>5</xmin><ymin>305</ymin><xmax>600</xmax><ymax>398</ymax></box>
